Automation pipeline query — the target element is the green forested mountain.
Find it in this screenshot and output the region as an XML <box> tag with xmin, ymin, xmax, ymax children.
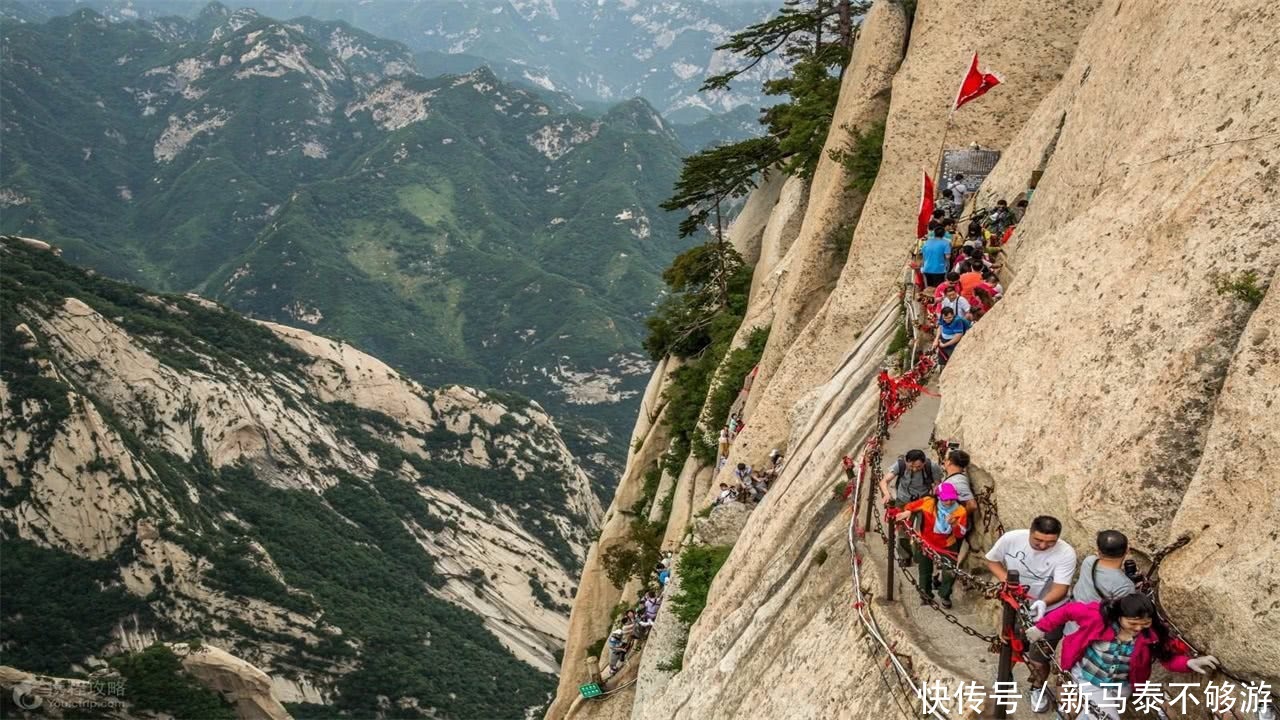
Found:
<box><xmin>1</xmin><ymin>235</ymin><xmax>600</xmax><ymax>716</ymax></box>
<box><xmin>1</xmin><ymin>6</ymin><xmax>691</xmax><ymax>486</ymax></box>
<box><xmin>2</xmin><ymin>0</ymin><xmax>784</xmax><ymax>124</ymax></box>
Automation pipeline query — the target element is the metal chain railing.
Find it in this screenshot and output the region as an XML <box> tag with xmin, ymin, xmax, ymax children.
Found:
<box><xmin>850</xmin><ymin>288</ymin><xmax>1267</xmax><ymax>719</ymax></box>
<box><xmin>847</xmin><ymin>447</ymin><xmax>952</xmax><ymax>720</ymax></box>
<box><xmin>892</xmin><ymin>559</ymin><xmax>1000</xmax><ymax>645</ymax></box>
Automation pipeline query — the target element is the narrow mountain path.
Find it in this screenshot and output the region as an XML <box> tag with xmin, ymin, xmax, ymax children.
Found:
<box><xmin>857</xmin><ymin>380</ymin><xmax>1041</xmax><ymax>719</ymax></box>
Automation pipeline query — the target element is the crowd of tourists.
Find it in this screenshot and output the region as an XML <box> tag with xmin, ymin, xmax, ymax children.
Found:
<box><xmin>604</xmin><ymin>555</ymin><xmax>673</xmax><ymax>676</ymax></box>
<box><xmin>714</xmin><ymin>449</ymin><xmax>783</xmax><ymax>507</ymax></box>
<box><xmin>885</xmin><ymin>445</ymin><xmax>1222</xmax><ymax>719</ymax></box>
<box><xmin>914</xmin><ymin>178</ymin><xmax>1026</xmax><ymax>366</ymax></box>
<box><xmin>637</xmin><ymin>173</ymin><xmax>1254</xmax><ymax>719</ymax></box>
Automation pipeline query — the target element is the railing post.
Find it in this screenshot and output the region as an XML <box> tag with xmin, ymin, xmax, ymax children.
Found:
<box><xmin>585</xmin><ymin>655</ymin><xmax>602</xmax><ymax>687</ymax></box>
<box><xmin>885</xmin><ymin>515</ymin><xmax>897</xmax><ymax>601</ymax></box>
<box><xmin>863</xmin><ymin>472</ymin><xmax>876</xmax><ymax>534</ymax></box>
<box><xmin>994</xmin><ymin>569</ymin><xmax>1020</xmax><ymax>720</ymax></box>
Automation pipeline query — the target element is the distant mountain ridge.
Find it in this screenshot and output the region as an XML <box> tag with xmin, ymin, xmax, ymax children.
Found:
<box><xmin>0</xmin><ymin>4</ymin><xmax>697</xmax><ymax>487</ymax></box>
<box><xmin>2</xmin><ymin>0</ymin><xmax>784</xmax><ymax>125</ymax></box>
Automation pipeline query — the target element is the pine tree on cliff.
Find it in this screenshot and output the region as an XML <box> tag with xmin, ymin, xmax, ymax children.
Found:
<box><xmin>647</xmin><ymin>1</ymin><xmax>867</xmax><ymax>361</ymax></box>
<box><xmin>695</xmin><ymin>0</ymin><xmax>868</xmax><ymax>180</ymax></box>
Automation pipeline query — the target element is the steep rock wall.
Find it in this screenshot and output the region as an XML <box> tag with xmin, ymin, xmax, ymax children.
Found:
<box><xmin>734</xmin><ymin>0</ymin><xmax>1101</xmax><ymax>476</ymax></box>
<box><xmin>936</xmin><ymin>0</ymin><xmax>1279</xmax><ymax>678</ymax></box>
<box><xmin>745</xmin><ymin>0</ymin><xmax>908</xmax><ymax>421</ymax></box>
<box><xmin>726</xmin><ymin>168</ymin><xmax>789</xmax><ymax>267</ymax></box>
<box><xmin>740</xmin><ymin>175</ymin><xmax>812</xmax><ymax>338</ymax></box>
<box><xmin>556</xmin><ymin>1</ymin><xmax>1279</xmax><ymax>718</ymax></box>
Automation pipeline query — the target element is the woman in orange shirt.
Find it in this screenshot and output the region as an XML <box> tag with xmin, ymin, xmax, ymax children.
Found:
<box><xmin>896</xmin><ymin>483</ymin><xmax>969</xmax><ymax>607</ymax></box>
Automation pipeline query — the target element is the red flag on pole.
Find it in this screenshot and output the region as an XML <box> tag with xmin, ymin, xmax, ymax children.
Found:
<box><xmin>953</xmin><ymin>53</ymin><xmax>1002</xmax><ymax>111</ymax></box>
<box><xmin>916</xmin><ymin>171</ymin><xmax>935</xmax><ymax>239</ymax></box>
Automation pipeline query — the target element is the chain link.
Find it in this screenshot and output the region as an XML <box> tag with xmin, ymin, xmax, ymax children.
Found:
<box><xmin>854</xmin><ymin>271</ymin><xmax>1257</xmax><ymax>715</ymax></box>
<box><xmin>894</xmin><ymin>519</ymin><xmax>1001</xmax><ymax>593</ymax></box>
<box><xmin>893</xmin><ymin>560</ymin><xmax>1000</xmax><ymax>644</ymax></box>
<box><xmin>1009</xmin><ymin>600</ymin><xmax>1113</xmax><ymax>719</ymax></box>
<box><xmin>974</xmin><ymin>489</ymin><xmax>1005</xmax><ymax>536</ymax></box>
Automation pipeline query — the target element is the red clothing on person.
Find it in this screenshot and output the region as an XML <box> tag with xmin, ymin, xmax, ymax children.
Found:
<box><xmin>959</xmin><ymin>272</ymin><xmax>1000</xmax><ymax>311</ymax></box>
<box><xmin>958</xmin><ymin>271</ymin><xmax>984</xmax><ymax>295</ymax></box>
<box><xmin>901</xmin><ymin>496</ymin><xmax>968</xmax><ymax>553</ymax></box>
<box><xmin>933</xmin><ymin>281</ymin><xmax>962</xmax><ymax>300</ymax></box>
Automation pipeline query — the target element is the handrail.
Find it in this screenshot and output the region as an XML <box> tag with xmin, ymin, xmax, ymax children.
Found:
<box><xmin>847</xmin><ymin>456</ymin><xmax>951</xmax><ymax>720</ymax></box>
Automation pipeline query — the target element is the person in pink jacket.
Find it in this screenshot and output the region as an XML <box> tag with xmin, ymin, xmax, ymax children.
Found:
<box><xmin>1027</xmin><ymin>593</ymin><xmax>1218</xmax><ymax>719</ymax></box>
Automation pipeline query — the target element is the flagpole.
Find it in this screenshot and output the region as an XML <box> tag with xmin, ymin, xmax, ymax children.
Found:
<box><xmin>934</xmin><ymin>108</ymin><xmax>955</xmax><ymax>199</ymax></box>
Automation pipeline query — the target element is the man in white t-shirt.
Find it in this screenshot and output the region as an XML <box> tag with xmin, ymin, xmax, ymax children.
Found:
<box><xmin>984</xmin><ymin>515</ymin><xmax>1076</xmax><ymax>616</ymax></box>
<box><xmin>985</xmin><ymin>516</ymin><xmax>1076</xmax><ymax>710</ymax></box>
<box><xmin>948</xmin><ymin>174</ymin><xmax>970</xmax><ymax>208</ymax></box>
<box><xmin>939</xmin><ymin>285</ymin><xmax>972</xmax><ymax>321</ymax></box>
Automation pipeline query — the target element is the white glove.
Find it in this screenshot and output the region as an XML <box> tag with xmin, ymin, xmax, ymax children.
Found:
<box><xmin>1024</xmin><ymin>626</ymin><xmax>1046</xmax><ymax>644</ymax></box>
<box><xmin>1028</xmin><ymin>600</ymin><xmax>1047</xmax><ymax>622</ymax></box>
<box><xmin>1186</xmin><ymin>655</ymin><xmax>1219</xmax><ymax>675</ymax></box>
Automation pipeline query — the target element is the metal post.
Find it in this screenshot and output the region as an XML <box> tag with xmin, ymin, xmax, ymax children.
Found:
<box><xmin>994</xmin><ymin>569</ymin><xmax>1020</xmax><ymax>720</ymax></box>
<box><xmin>934</xmin><ymin>110</ymin><xmax>955</xmax><ymax>192</ymax></box>
<box><xmin>886</xmin><ymin>516</ymin><xmax>897</xmax><ymax>601</ymax></box>
<box><xmin>862</xmin><ymin>471</ymin><xmax>876</xmax><ymax>534</ymax></box>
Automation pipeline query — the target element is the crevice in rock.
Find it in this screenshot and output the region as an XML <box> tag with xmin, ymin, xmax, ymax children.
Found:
<box><xmin>1172</xmin><ymin>281</ymin><xmax>1272</xmax><ymax>513</ymax></box>
<box><xmin>898</xmin><ymin>0</ymin><xmax>916</xmax><ymax>54</ymax></box>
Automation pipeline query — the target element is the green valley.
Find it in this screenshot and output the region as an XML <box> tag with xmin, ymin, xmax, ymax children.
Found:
<box><xmin>1</xmin><ymin>5</ymin><xmax>693</xmax><ymax>488</ymax></box>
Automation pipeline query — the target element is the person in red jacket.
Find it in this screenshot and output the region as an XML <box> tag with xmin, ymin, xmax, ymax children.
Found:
<box><xmin>895</xmin><ymin>483</ymin><xmax>968</xmax><ymax>608</ymax></box>
<box><xmin>1027</xmin><ymin>593</ymin><xmax>1218</xmax><ymax>719</ymax></box>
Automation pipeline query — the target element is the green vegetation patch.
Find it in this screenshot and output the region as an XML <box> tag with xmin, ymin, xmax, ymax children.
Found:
<box><xmin>829</xmin><ymin>120</ymin><xmax>887</xmax><ymax>195</ymax></box>
<box><xmin>110</xmin><ymin>645</ymin><xmax>236</xmax><ymax>720</ymax></box>
<box><xmin>1211</xmin><ymin>269</ymin><xmax>1267</xmax><ymax>307</ymax></box>
<box><xmin>657</xmin><ymin>543</ymin><xmax>734</xmax><ymax>674</ymax></box>
<box><xmin>669</xmin><ymin>544</ymin><xmax>733</xmax><ymax>627</ymax></box>
<box><xmin>209</xmin><ymin>465</ymin><xmax>554</xmax><ymax>717</ymax></box>
<box><xmin>692</xmin><ymin>326</ymin><xmax>770</xmax><ymax>465</ymax></box>
<box><xmin>0</xmin><ymin>535</ymin><xmax>149</xmax><ymax>673</ymax></box>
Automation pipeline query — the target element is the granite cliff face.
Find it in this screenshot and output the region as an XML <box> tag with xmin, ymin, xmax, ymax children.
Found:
<box><xmin>550</xmin><ymin>0</ymin><xmax>1279</xmax><ymax>718</ymax></box>
<box><xmin>1</xmin><ymin>237</ymin><xmax>601</xmax><ymax>718</ymax></box>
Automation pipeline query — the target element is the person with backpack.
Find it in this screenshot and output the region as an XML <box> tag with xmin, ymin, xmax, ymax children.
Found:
<box><xmin>636</xmin><ymin>591</ymin><xmax>661</xmax><ymax>638</ymax></box>
<box><xmin>607</xmin><ymin>629</ymin><xmax>628</xmax><ymax>673</ymax></box>
<box><xmin>937</xmin><ymin>449</ymin><xmax>977</xmax><ymax>515</ymax></box>
<box><xmin>879</xmin><ymin>449</ymin><xmax>944</xmax><ymax>566</ymax></box>
<box><xmin>936</xmin><ymin>189</ymin><xmax>957</xmax><ymax>217</ymax></box>
<box><xmin>1026</xmin><ymin>594</ymin><xmax>1218</xmax><ymax>720</ymax></box>
<box><xmin>895</xmin><ymin>483</ymin><xmax>969</xmax><ymax>607</ymax></box>
<box><xmin>655</xmin><ymin>562</ymin><xmax>671</xmax><ymax>588</ymax></box>
<box><xmin>714</xmin><ymin>483</ymin><xmax>735</xmax><ymax>506</ymax></box>
<box><xmin>948</xmin><ymin>174</ymin><xmax>970</xmax><ymax>208</ymax></box>
<box><xmin>1027</xmin><ymin>529</ymin><xmax>1144</xmax><ymax>712</ymax></box>
<box><xmin>938</xmin><ymin>284</ymin><xmax>973</xmax><ymax>322</ymax></box>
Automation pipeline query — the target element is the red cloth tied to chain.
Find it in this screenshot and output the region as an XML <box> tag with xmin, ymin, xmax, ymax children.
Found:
<box><xmin>998</xmin><ymin>583</ymin><xmax>1033</xmax><ymax>664</ymax></box>
<box><xmin>877</xmin><ymin>356</ymin><xmax>938</xmax><ymax>428</ymax></box>
<box><xmin>1006</xmin><ymin>631</ymin><xmax>1026</xmax><ymax>664</ymax></box>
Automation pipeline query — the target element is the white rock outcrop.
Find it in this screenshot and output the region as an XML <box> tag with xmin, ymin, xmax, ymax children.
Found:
<box><xmin>2</xmin><ymin>239</ymin><xmax>601</xmax><ymax>707</ymax></box>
